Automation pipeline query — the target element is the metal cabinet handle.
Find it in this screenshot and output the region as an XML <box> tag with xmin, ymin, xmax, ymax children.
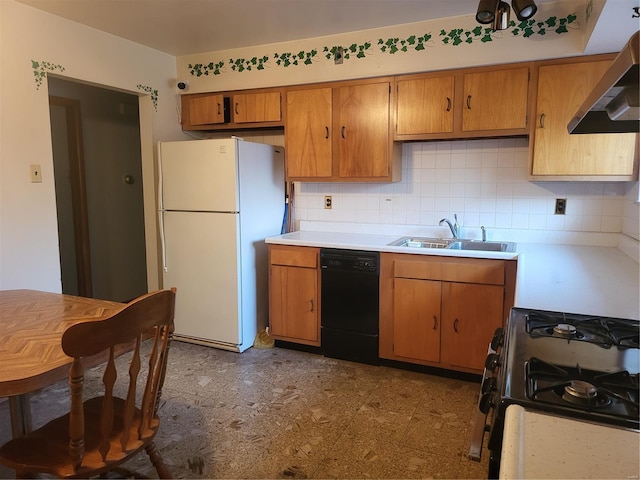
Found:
<box><xmin>310</xmin><ymin>299</ymin><xmax>314</xmax><ymax>312</ymax></box>
<box><xmin>453</xmin><ymin>318</ymin><xmax>459</xmax><ymax>333</ymax></box>
<box><xmin>433</xmin><ymin>315</ymin><xmax>438</xmax><ymax>330</ymax></box>
<box><xmin>325</xmin><ymin>126</ymin><xmax>329</xmax><ymax>139</ymax></box>
<box><xmin>217</xmin><ymin>103</ymin><xmax>222</xmax><ymax>115</ymax></box>
<box><xmin>234</xmin><ymin>102</ymin><xmax>239</xmax><ymax>115</ymax></box>
<box><xmin>446</xmin><ymin>97</ymin><xmax>451</xmax><ymax>112</ymax></box>
<box><xmin>466</xmin><ymin>95</ymin><xmax>471</xmax><ymax>109</ymax></box>
<box><xmin>341</xmin><ymin>126</ymin><xmax>346</xmax><ymax>139</ymax></box>
<box><xmin>539</xmin><ymin>113</ymin><xmax>545</xmax><ymax>128</ymax></box>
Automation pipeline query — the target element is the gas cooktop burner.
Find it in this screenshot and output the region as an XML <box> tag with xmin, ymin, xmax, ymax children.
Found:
<box><xmin>553</xmin><ymin>323</ymin><xmax>577</xmax><ymax>337</ymax></box>
<box><xmin>526</xmin><ymin>358</ymin><xmax>639</xmax><ymax>425</ymax></box>
<box><xmin>565</xmin><ymin>380</ymin><xmax>597</xmax><ymax>399</ymax></box>
<box><xmin>526</xmin><ymin>311</ymin><xmax>640</xmax><ymax>348</ymax></box>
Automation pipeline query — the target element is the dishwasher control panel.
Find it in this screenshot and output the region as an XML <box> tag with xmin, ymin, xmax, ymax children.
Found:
<box><xmin>320</xmin><ymin>249</ymin><xmax>379</xmax><ymax>273</ymax></box>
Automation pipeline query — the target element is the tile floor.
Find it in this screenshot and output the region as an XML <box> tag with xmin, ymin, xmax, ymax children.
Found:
<box><xmin>0</xmin><ymin>341</ymin><xmax>491</xmax><ymax>479</ymax></box>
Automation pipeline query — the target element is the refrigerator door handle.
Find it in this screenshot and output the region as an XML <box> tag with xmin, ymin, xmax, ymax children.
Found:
<box><xmin>157</xmin><ymin>143</ymin><xmax>168</xmax><ymax>272</ymax></box>
<box><xmin>159</xmin><ymin>210</ymin><xmax>168</xmax><ymax>272</ymax></box>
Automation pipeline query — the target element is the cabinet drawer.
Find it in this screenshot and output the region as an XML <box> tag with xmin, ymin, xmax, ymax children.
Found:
<box><xmin>270</xmin><ymin>246</ymin><xmax>318</xmax><ymax>268</ymax></box>
<box><xmin>394</xmin><ymin>257</ymin><xmax>505</xmax><ymax>285</ymax></box>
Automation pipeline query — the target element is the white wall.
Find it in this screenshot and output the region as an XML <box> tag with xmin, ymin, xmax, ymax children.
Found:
<box><xmin>0</xmin><ymin>0</ymin><xmax>185</xmax><ymax>291</ymax></box>
<box><xmin>177</xmin><ymin>0</ymin><xmax>589</xmax><ymax>93</ymax></box>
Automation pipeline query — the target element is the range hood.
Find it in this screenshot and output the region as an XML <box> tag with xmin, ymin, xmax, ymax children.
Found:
<box><xmin>568</xmin><ymin>31</ymin><xmax>639</xmax><ymax>134</ymax></box>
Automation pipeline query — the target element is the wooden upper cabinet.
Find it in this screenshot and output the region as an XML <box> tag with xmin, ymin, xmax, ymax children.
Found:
<box><xmin>232</xmin><ymin>91</ymin><xmax>281</xmax><ymax>123</ymax></box>
<box><xmin>284</xmin><ymin>78</ymin><xmax>400</xmax><ymax>182</ymax></box>
<box><xmin>394</xmin><ymin>64</ymin><xmax>531</xmax><ymax>141</ymax></box>
<box><xmin>285</xmin><ymin>88</ymin><xmax>333</xmax><ymax>178</ymax></box>
<box><xmin>187</xmin><ymin>94</ymin><xmax>227</xmax><ymax>126</ymax></box>
<box><xmin>396</xmin><ymin>75</ymin><xmax>454</xmax><ymax>135</ymax></box>
<box><xmin>335</xmin><ymin>81</ymin><xmax>391</xmax><ymax>178</ymax></box>
<box><xmin>530</xmin><ymin>59</ymin><xmax>637</xmax><ymax>179</ymax></box>
<box><xmin>181</xmin><ymin>88</ymin><xmax>283</xmax><ymax>130</ymax></box>
<box><xmin>462</xmin><ymin>67</ymin><xmax>529</xmax><ymax>131</ymax></box>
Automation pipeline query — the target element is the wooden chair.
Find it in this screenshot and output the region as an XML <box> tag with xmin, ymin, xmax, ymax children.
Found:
<box><xmin>0</xmin><ymin>288</ymin><xmax>176</xmax><ymax>479</ymax></box>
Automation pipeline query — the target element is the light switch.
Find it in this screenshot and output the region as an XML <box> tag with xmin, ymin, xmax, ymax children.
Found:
<box><xmin>30</xmin><ymin>164</ymin><xmax>42</xmax><ymax>183</ymax></box>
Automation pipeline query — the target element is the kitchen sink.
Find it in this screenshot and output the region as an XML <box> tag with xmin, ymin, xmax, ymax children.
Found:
<box><xmin>388</xmin><ymin>236</ymin><xmax>516</xmax><ymax>252</ymax></box>
<box><xmin>447</xmin><ymin>240</ymin><xmax>516</xmax><ymax>252</ymax></box>
<box><xmin>388</xmin><ymin>237</ymin><xmax>451</xmax><ymax>249</ymax></box>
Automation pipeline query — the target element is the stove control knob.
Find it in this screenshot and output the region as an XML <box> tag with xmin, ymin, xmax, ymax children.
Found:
<box><xmin>490</xmin><ymin>328</ymin><xmax>504</xmax><ymax>351</ymax></box>
<box><xmin>479</xmin><ymin>393</ymin><xmax>494</xmax><ymax>414</ymax></box>
<box><xmin>485</xmin><ymin>353</ymin><xmax>500</xmax><ymax>371</ymax></box>
<box><xmin>481</xmin><ymin>377</ymin><xmax>497</xmax><ymax>395</ymax></box>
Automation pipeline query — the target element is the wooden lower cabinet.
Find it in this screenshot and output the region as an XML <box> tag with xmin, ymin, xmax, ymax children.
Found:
<box><xmin>268</xmin><ymin>245</ymin><xmax>320</xmax><ymax>346</ymax></box>
<box><xmin>381</xmin><ymin>253</ymin><xmax>516</xmax><ymax>374</ymax></box>
<box><xmin>393</xmin><ymin>278</ymin><xmax>441</xmax><ymax>363</ymax></box>
<box><xmin>440</xmin><ymin>282</ymin><xmax>504</xmax><ymax>370</ymax></box>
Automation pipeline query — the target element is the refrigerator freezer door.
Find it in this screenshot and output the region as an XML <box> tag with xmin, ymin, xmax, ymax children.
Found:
<box><xmin>162</xmin><ymin>210</ymin><xmax>241</xmax><ymax>346</ymax></box>
<box><xmin>160</xmin><ymin>138</ymin><xmax>239</xmax><ymax>212</ymax></box>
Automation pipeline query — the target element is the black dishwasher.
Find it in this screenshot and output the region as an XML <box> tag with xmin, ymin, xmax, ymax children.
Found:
<box><xmin>320</xmin><ymin>248</ymin><xmax>379</xmax><ymax>365</ymax></box>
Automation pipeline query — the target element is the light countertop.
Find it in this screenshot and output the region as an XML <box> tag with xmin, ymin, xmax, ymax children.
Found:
<box><xmin>500</xmin><ymin>405</ymin><xmax>640</xmax><ymax>479</ymax></box>
<box><xmin>266</xmin><ymin>223</ymin><xmax>640</xmax><ymax>320</ymax></box>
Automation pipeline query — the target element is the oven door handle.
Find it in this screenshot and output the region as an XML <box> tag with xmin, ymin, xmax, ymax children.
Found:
<box><xmin>468</xmin><ymin>342</ymin><xmax>497</xmax><ymax>462</ymax></box>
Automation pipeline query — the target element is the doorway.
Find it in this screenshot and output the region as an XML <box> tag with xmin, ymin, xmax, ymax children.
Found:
<box><xmin>48</xmin><ymin>78</ymin><xmax>148</xmax><ymax>302</ymax></box>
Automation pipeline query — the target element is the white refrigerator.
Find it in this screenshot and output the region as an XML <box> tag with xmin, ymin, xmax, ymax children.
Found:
<box><xmin>158</xmin><ymin>138</ymin><xmax>284</xmax><ymax>352</ymax></box>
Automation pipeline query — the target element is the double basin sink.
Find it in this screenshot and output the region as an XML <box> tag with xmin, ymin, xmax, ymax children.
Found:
<box><xmin>389</xmin><ymin>236</ymin><xmax>516</xmax><ymax>252</ymax></box>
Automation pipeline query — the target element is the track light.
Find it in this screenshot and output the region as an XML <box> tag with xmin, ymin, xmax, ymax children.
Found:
<box><xmin>476</xmin><ymin>0</ymin><xmax>499</xmax><ymax>24</ymax></box>
<box><xmin>476</xmin><ymin>0</ymin><xmax>537</xmax><ymax>26</ymax></box>
<box><xmin>512</xmin><ymin>0</ymin><xmax>538</xmax><ymax>20</ymax></box>
<box><xmin>493</xmin><ymin>1</ymin><xmax>511</xmax><ymax>30</ymax></box>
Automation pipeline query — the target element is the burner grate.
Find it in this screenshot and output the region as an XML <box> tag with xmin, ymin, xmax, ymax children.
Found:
<box><xmin>526</xmin><ymin>357</ymin><xmax>639</xmax><ymax>424</ymax></box>
<box><xmin>526</xmin><ymin>311</ymin><xmax>640</xmax><ymax>348</ymax></box>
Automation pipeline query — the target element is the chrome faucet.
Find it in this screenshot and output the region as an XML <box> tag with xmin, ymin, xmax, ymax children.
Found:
<box><xmin>439</xmin><ymin>214</ymin><xmax>460</xmax><ymax>239</ymax></box>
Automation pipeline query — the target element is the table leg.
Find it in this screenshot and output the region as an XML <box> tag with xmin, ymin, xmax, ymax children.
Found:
<box><xmin>9</xmin><ymin>394</ymin><xmax>32</xmax><ymax>437</ymax></box>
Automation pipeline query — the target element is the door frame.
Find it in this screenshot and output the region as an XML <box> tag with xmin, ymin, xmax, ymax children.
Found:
<box><xmin>49</xmin><ymin>95</ymin><xmax>93</xmax><ymax>297</ymax></box>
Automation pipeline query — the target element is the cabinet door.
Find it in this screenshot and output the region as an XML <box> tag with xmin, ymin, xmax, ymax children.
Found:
<box><xmin>285</xmin><ymin>88</ymin><xmax>333</xmax><ymax>178</ymax></box>
<box><xmin>397</xmin><ymin>76</ymin><xmax>454</xmax><ymax>134</ymax></box>
<box><xmin>462</xmin><ymin>68</ymin><xmax>529</xmax><ymax>131</ymax></box>
<box><xmin>335</xmin><ymin>82</ymin><xmax>390</xmax><ymax>178</ymax></box>
<box><xmin>532</xmin><ymin>62</ymin><xmax>637</xmax><ymax>176</ymax></box>
<box><xmin>233</xmin><ymin>92</ymin><xmax>281</xmax><ymax>123</ymax></box>
<box><xmin>187</xmin><ymin>94</ymin><xmax>227</xmax><ymax>125</ymax></box>
<box><xmin>269</xmin><ymin>265</ymin><xmax>318</xmax><ymax>342</ymax></box>
<box><xmin>392</xmin><ymin>278</ymin><xmax>441</xmax><ymax>362</ymax></box>
<box><xmin>440</xmin><ymin>282</ymin><xmax>503</xmax><ymax>370</ymax></box>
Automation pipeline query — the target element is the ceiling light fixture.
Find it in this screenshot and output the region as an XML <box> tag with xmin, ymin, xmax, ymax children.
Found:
<box><xmin>476</xmin><ymin>0</ymin><xmax>537</xmax><ymax>28</ymax></box>
<box><xmin>476</xmin><ymin>0</ymin><xmax>499</xmax><ymax>24</ymax></box>
<box><xmin>512</xmin><ymin>0</ymin><xmax>538</xmax><ymax>20</ymax></box>
<box><xmin>493</xmin><ymin>1</ymin><xmax>511</xmax><ymax>30</ymax></box>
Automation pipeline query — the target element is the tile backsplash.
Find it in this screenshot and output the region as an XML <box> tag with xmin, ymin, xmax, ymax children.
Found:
<box><xmin>226</xmin><ymin>133</ymin><xmax>639</xmax><ymax>241</ymax></box>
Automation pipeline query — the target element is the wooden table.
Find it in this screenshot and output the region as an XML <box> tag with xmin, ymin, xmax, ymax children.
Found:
<box><xmin>0</xmin><ymin>289</ymin><xmax>123</xmax><ymax>437</ymax></box>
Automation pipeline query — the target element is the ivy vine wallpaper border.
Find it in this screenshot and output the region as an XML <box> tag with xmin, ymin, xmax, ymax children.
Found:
<box><xmin>136</xmin><ymin>84</ymin><xmax>159</xmax><ymax>111</ymax></box>
<box><xmin>30</xmin><ymin>60</ymin><xmax>159</xmax><ymax>112</ymax></box>
<box><xmin>187</xmin><ymin>13</ymin><xmax>579</xmax><ymax>78</ymax></box>
<box><xmin>31</xmin><ymin>60</ymin><xmax>66</xmax><ymax>89</ymax></box>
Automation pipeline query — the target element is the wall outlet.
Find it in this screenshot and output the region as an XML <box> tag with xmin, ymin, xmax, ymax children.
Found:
<box><xmin>30</xmin><ymin>164</ymin><xmax>42</xmax><ymax>183</ymax></box>
<box><xmin>324</xmin><ymin>196</ymin><xmax>332</xmax><ymax>209</ymax></box>
<box><xmin>555</xmin><ymin>198</ymin><xmax>567</xmax><ymax>215</ymax></box>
